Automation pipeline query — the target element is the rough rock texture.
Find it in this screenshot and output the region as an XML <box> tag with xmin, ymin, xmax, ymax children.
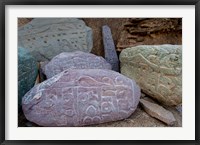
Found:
<box><xmin>117</xmin><ymin>18</ymin><xmax>182</xmax><ymax>51</ymax></box>
<box><xmin>102</xmin><ymin>25</ymin><xmax>119</xmax><ymax>72</ymax></box>
<box><xmin>22</xmin><ymin>69</ymin><xmax>141</xmax><ymax>127</ymax></box>
<box><xmin>42</xmin><ymin>51</ymin><xmax>112</xmax><ymax>79</ymax></box>
<box><xmin>83</xmin><ymin>18</ymin><xmax>128</xmax><ymax>56</ymax></box>
<box><xmin>120</xmin><ymin>45</ymin><xmax>182</xmax><ymax>106</ymax></box>
<box><xmin>18</xmin><ymin>47</ymin><xmax>38</xmax><ymax>107</ymax></box>
<box><xmin>18</xmin><ymin>18</ymin><xmax>93</xmax><ymax>61</ymax></box>
<box><xmin>140</xmin><ymin>99</ymin><xmax>176</xmax><ymax>125</ymax></box>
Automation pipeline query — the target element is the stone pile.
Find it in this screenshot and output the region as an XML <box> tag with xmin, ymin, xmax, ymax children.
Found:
<box><xmin>117</xmin><ymin>18</ymin><xmax>182</xmax><ymax>51</ymax></box>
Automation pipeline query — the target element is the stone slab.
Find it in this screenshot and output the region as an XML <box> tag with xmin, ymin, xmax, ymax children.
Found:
<box><xmin>140</xmin><ymin>99</ymin><xmax>176</xmax><ymax>125</ymax></box>
<box><xmin>18</xmin><ymin>18</ymin><xmax>93</xmax><ymax>61</ymax></box>
<box><xmin>102</xmin><ymin>25</ymin><xmax>119</xmax><ymax>72</ymax></box>
<box><xmin>120</xmin><ymin>45</ymin><xmax>182</xmax><ymax>106</ymax></box>
<box><xmin>22</xmin><ymin>69</ymin><xmax>141</xmax><ymax>127</ymax></box>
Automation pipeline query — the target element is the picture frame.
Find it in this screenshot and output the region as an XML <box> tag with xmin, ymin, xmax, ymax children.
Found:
<box><xmin>1</xmin><ymin>0</ymin><xmax>199</xmax><ymax>144</ymax></box>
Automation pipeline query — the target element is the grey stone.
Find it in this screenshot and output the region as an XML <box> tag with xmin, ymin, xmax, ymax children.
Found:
<box><xmin>43</xmin><ymin>51</ymin><xmax>112</xmax><ymax>79</ymax></box>
<box><xmin>22</xmin><ymin>69</ymin><xmax>141</xmax><ymax>127</ymax></box>
<box><xmin>18</xmin><ymin>18</ymin><xmax>93</xmax><ymax>61</ymax></box>
<box><xmin>102</xmin><ymin>25</ymin><xmax>119</xmax><ymax>72</ymax></box>
<box><xmin>140</xmin><ymin>99</ymin><xmax>176</xmax><ymax>126</ymax></box>
<box><xmin>120</xmin><ymin>45</ymin><xmax>182</xmax><ymax>106</ymax></box>
<box><xmin>18</xmin><ymin>47</ymin><xmax>38</xmax><ymax>108</ymax></box>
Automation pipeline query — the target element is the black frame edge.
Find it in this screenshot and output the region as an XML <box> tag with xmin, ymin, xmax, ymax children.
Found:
<box><xmin>0</xmin><ymin>0</ymin><xmax>5</xmax><ymax>145</ymax></box>
<box><xmin>1</xmin><ymin>0</ymin><xmax>199</xmax><ymax>145</ymax></box>
<box><xmin>195</xmin><ymin>1</ymin><xmax>200</xmax><ymax>144</ymax></box>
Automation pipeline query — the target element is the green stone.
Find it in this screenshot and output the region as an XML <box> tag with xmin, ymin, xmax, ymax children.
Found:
<box><xmin>18</xmin><ymin>47</ymin><xmax>38</xmax><ymax>108</ymax></box>
<box><xmin>120</xmin><ymin>45</ymin><xmax>182</xmax><ymax>106</ymax></box>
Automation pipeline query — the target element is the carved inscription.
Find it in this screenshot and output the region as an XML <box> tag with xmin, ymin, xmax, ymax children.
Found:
<box><xmin>120</xmin><ymin>45</ymin><xmax>182</xmax><ymax>106</ymax></box>
<box><xmin>22</xmin><ymin>69</ymin><xmax>141</xmax><ymax>126</ymax></box>
<box><xmin>43</xmin><ymin>51</ymin><xmax>112</xmax><ymax>79</ymax></box>
<box><xmin>18</xmin><ymin>18</ymin><xmax>93</xmax><ymax>61</ymax></box>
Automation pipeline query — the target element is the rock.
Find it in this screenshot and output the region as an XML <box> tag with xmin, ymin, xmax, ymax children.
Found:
<box><xmin>18</xmin><ymin>18</ymin><xmax>93</xmax><ymax>61</ymax></box>
<box><xmin>42</xmin><ymin>51</ymin><xmax>112</xmax><ymax>79</ymax></box>
<box><xmin>18</xmin><ymin>47</ymin><xmax>38</xmax><ymax>107</ymax></box>
<box><xmin>22</xmin><ymin>69</ymin><xmax>141</xmax><ymax>127</ymax></box>
<box><xmin>140</xmin><ymin>99</ymin><xmax>176</xmax><ymax>126</ymax></box>
<box><xmin>176</xmin><ymin>104</ymin><xmax>182</xmax><ymax>114</ymax></box>
<box><xmin>120</xmin><ymin>45</ymin><xmax>182</xmax><ymax>106</ymax></box>
<box><xmin>102</xmin><ymin>25</ymin><xmax>119</xmax><ymax>72</ymax></box>
<box><xmin>117</xmin><ymin>18</ymin><xmax>182</xmax><ymax>51</ymax></box>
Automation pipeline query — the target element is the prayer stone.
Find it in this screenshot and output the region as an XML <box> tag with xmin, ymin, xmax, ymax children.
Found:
<box><xmin>120</xmin><ymin>45</ymin><xmax>182</xmax><ymax>106</ymax></box>
<box><xmin>43</xmin><ymin>51</ymin><xmax>112</xmax><ymax>79</ymax></box>
<box><xmin>22</xmin><ymin>69</ymin><xmax>141</xmax><ymax>126</ymax></box>
<box><xmin>18</xmin><ymin>18</ymin><xmax>93</xmax><ymax>61</ymax></box>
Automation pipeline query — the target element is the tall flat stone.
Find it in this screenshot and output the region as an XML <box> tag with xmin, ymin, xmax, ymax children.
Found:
<box><xmin>18</xmin><ymin>18</ymin><xmax>93</xmax><ymax>61</ymax></box>
<box><xmin>42</xmin><ymin>51</ymin><xmax>112</xmax><ymax>79</ymax></box>
<box><xmin>18</xmin><ymin>47</ymin><xmax>38</xmax><ymax>108</ymax></box>
<box><xmin>22</xmin><ymin>69</ymin><xmax>141</xmax><ymax>127</ymax></box>
<box><xmin>102</xmin><ymin>25</ymin><xmax>119</xmax><ymax>72</ymax></box>
<box><xmin>120</xmin><ymin>45</ymin><xmax>182</xmax><ymax>106</ymax></box>
<box><xmin>140</xmin><ymin>99</ymin><xmax>176</xmax><ymax>126</ymax></box>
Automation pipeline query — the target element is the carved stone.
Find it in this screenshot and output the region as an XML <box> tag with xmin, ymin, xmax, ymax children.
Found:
<box><xmin>42</xmin><ymin>51</ymin><xmax>112</xmax><ymax>79</ymax></box>
<box><xmin>22</xmin><ymin>69</ymin><xmax>141</xmax><ymax>127</ymax></box>
<box><xmin>18</xmin><ymin>47</ymin><xmax>38</xmax><ymax>107</ymax></box>
<box><xmin>102</xmin><ymin>25</ymin><xmax>119</xmax><ymax>72</ymax></box>
<box><xmin>140</xmin><ymin>99</ymin><xmax>176</xmax><ymax>126</ymax></box>
<box><xmin>119</xmin><ymin>45</ymin><xmax>182</xmax><ymax>106</ymax></box>
<box><xmin>18</xmin><ymin>18</ymin><xmax>93</xmax><ymax>61</ymax></box>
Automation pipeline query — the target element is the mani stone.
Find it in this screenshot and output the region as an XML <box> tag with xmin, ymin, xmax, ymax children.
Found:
<box><xmin>22</xmin><ymin>69</ymin><xmax>141</xmax><ymax>127</ymax></box>
<box><xmin>102</xmin><ymin>25</ymin><xmax>119</xmax><ymax>72</ymax></box>
<box><xmin>140</xmin><ymin>99</ymin><xmax>176</xmax><ymax>126</ymax></box>
<box><xmin>18</xmin><ymin>47</ymin><xmax>38</xmax><ymax>108</ymax></box>
<box><xmin>18</xmin><ymin>18</ymin><xmax>93</xmax><ymax>61</ymax></box>
<box><xmin>119</xmin><ymin>45</ymin><xmax>182</xmax><ymax>106</ymax></box>
<box><xmin>42</xmin><ymin>51</ymin><xmax>112</xmax><ymax>79</ymax></box>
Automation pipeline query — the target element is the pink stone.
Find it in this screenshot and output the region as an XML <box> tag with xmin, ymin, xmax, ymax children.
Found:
<box><xmin>42</xmin><ymin>51</ymin><xmax>112</xmax><ymax>79</ymax></box>
<box><xmin>22</xmin><ymin>69</ymin><xmax>141</xmax><ymax>127</ymax></box>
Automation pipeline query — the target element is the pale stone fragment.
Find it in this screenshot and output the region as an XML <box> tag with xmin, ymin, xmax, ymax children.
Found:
<box><xmin>43</xmin><ymin>51</ymin><xmax>112</xmax><ymax>79</ymax></box>
<box><xmin>140</xmin><ymin>99</ymin><xmax>176</xmax><ymax>125</ymax></box>
<box><xmin>22</xmin><ymin>69</ymin><xmax>141</xmax><ymax>127</ymax></box>
<box><xmin>18</xmin><ymin>18</ymin><xmax>93</xmax><ymax>61</ymax></box>
<box><xmin>120</xmin><ymin>45</ymin><xmax>182</xmax><ymax>106</ymax></box>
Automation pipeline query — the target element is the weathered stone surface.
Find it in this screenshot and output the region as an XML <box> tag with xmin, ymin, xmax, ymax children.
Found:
<box><xmin>102</xmin><ymin>25</ymin><xmax>119</xmax><ymax>72</ymax></box>
<box><xmin>117</xmin><ymin>18</ymin><xmax>182</xmax><ymax>51</ymax></box>
<box><xmin>42</xmin><ymin>51</ymin><xmax>112</xmax><ymax>79</ymax></box>
<box><xmin>18</xmin><ymin>47</ymin><xmax>38</xmax><ymax>107</ymax></box>
<box><xmin>140</xmin><ymin>99</ymin><xmax>176</xmax><ymax>125</ymax></box>
<box><xmin>22</xmin><ymin>69</ymin><xmax>141</xmax><ymax>127</ymax></box>
<box><xmin>18</xmin><ymin>18</ymin><xmax>93</xmax><ymax>61</ymax></box>
<box><xmin>120</xmin><ymin>45</ymin><xmax>182</xmax><ymax>106</ymax></box>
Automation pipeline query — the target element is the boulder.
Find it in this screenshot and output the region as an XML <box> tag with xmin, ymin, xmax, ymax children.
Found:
<box><xmin>140</xmin><ymin>99</ymin><xmax>176</xmax><ymax>126</ymax></box>
<box><xmin>42</xmin><ymin>51</ymin><xmax>112</xmax><ymax>79</ymax></box>
<box><xmin>120</xmin><ymin>45</ymin><xmax>182</xmax><ymax>106</ymax></box>
<box><xmin>102</xmin><ymin>25</ymin><xmax>119</xmax><ymax>72</ymax></box>
<box><xmin>22</xmin><ymin>69</ymin><xmax>141</xmax><ymax>126</ymax></box>
<box><xmin>18</xmin><ymin>18</ymin><xmax>93</xmax><ymax>61</ymax></box>
<box><xmin>18</xmin><ymin>47</ymin><xmax>38</xmax><ymax>108</ymax></box>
